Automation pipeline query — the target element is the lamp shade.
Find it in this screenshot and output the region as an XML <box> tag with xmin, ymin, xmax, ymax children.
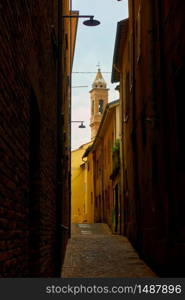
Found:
<box><xmin>78</xmin><ymin>122</ymin><xmax>86</xmax><ymax>128</ymax></box>
<box><xmin>83</xmin><ymin>19</ymin><xmax>100</xmax><ymax>26</ymax></box>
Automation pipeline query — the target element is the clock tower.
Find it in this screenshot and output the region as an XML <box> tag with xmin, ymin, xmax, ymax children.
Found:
<box><xmin>90</xmin><ymin>68</ymin><xmax>109</xmax><ymax>140</ymax></box>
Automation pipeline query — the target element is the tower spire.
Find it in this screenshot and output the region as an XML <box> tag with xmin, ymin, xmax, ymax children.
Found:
<box><xmin>92</xmin><ymin>67</ymin><xmax>107</xmax><ymax>89</ymax></box>
<box><xmin>89</xmin><ymin>66</ymin><xmax>109</xmax><ymax>140</ymax></box>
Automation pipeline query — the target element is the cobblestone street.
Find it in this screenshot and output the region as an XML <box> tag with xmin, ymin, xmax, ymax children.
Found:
<box><xmin>61</xmin><ymin>224</ymin><xmax>156</xmax><ymax>278</ymax></box>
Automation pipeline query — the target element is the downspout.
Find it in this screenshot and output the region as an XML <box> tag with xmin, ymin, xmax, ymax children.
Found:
<box><xmin>147</xmin><ymin>1</ymin><xmax>158</xmax><ymax>126</ymax></box>
<box><xmin>56</xmin><ymin>0</ymin><xmax>63</xmax><ymax>277</ymax></box>
<box><xmin>82</xmin><ymin>156</ymin><xmax>88</xmax><ymax>221</ymax></box>
<box><xmin>94</xmin><ymin>135</ymin><xmax>104</xmax><ymax>222</ymax></box>
<box><xmin>68</xmin><ymin>0</ymin><xmax>73</xmax><ymax>239</ymax></box>
<box><xmin>130</xmin><ymin>0</ymin><xmax>142</xmax><ymax>250</ymax></box>
<box><xmin>100</xmin><ymin>139</ymin><xmax>104</xmax><ymax>222</ymax></box>
<box><xmin>156</xmin><ymin>0</ymin><xmax>172</xmax><ymax>243</ymax></box>
<box><xmin>92</xmin><ymin>151</ymin><xmax>96</xmax><ymax>222</ymax></box>
<box><xmin>130</xmin><ymin>0</ymin><xmax>138</xmax><ymax>242</ymax></box>
<box><xmin>147</xmin><ymin>1</ymin><xmax>159</xmax><ymax>234</ymax></box>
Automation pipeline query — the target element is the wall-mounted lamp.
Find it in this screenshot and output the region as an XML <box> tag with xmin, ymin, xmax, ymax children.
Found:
<box><xmin>71</xmin><ymin>121</ymin><xmax>86</xmax><ymax>128</ymax></box>
<box><xmin>62</xmin><ymin>15</ymin><xmax>100</xmax><ymax>26</ymax></box>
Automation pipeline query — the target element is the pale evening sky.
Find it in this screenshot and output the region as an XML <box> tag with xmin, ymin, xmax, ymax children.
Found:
<box><xmin>71</xmin><ymin>0</ymin><xmax>128</xmax><ymax>150</ymax></box>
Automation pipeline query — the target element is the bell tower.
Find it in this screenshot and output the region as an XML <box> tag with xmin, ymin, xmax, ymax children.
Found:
<box><xmin>90</xmin><ymin>68</ymin><xmax>109</xmax><ymax>140</ymax></box>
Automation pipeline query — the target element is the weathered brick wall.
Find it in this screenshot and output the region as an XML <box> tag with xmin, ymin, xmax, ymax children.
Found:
<box><xmin>0</xmin><ymin>0</ymin><xmax>60</xmax><ymax>277</ymax></box>
<box><xmin>126</xmin><ymin>0</ymin><xmax>185</xmax><ymax>276</ymax></box>
<box><xmin>157</xmin><ymin>0</ymin><xmax>185</xmax><ymax>276</ymax></box>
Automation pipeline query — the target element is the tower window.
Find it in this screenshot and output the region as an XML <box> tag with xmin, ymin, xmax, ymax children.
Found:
<box><xmin>99</xmin><ymin>99</ymin><xmax>104</xmax><ymax>114</ymax></box>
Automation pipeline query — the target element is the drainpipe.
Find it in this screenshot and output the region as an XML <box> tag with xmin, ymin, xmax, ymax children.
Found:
<box><xmin>55</xmin><ymin>0</ymin><xmax>63</xmax><ymax>277</ymax></box>
<box><xmin>156</xmin><ymin>0</ymin><xmax>172</xmax><ymax>242</ymax></box>
<box><xmin>100</xmin><ymin>139</ymin><xmax>104</xmax><ymax>223</ymax></box>
<box><xmin>147</xmin><ymin>0</ymin><xmax>158</xmax><ymax>127</ymax></box>
<box><xmin>94</xmin><ymin>136</ymin><xmax>104</xmax><ymax>222</ymax></box>
<box><xmin>69</xmin><ymin>0</ymin><xmax>73</xmax><ymax>239</ymax></box>
<box><xmin>130</xmin><ymin>0</ymin><xmax>143</xmax><ymax>251</ymax></box>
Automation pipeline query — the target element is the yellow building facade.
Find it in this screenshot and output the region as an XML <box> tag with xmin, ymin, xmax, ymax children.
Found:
<box><xmin>71</xmin><ymin>142</ymin><xmax>93</xmax><ymax>223</ymax></box>
<box><xmin>84</xmin><ymin>101</ymin><xmax>121</xmax><ymax>233</ymax></box>
<box><xmin>60</xmin><ymin>2</ymin><xmax>79</xmax><ymax>245</ymax></box>
<box><xmin>71</xmin><ymin>69</ymin><xmax>108</xmax><ymax>224</ymax></box>
<box><xmin>111</xmin><ymin>18</ymin><xmax>129</xmax><ymax>235</ymax></box>
<box><xmin>71</xmin><ymin>69</ymin><xmax>121</xmax><ymax>230</ymax></box>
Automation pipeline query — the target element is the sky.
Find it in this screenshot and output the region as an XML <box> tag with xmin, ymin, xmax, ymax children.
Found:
<box><xmin>71</xmin><ymin>0</ymin><xmax>128</xmax><ymax>150</ymax></box>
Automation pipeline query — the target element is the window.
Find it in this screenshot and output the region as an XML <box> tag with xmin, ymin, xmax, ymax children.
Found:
<box><xmin>91</xmin><ymin>192</ymin><xmax>93</xmax><ymax>204</ymax></box>
<box><xmin>98</xmin><ymin>99</ymin><xmax>104</xmax><ymax>114</ymax></box>
<box><xmin>29</xmin><ymin>89</ymin><xmax>41</xmax><ymax>274</ymax></box>
<box><xmin>124</xmin><ymin>72</ymin><xmax>130</xmax><ymax>121</ymax></box>
<box><xmin>96</xmin><ymin>160</ymin><xmax>99</xmax><ymax>177</ymax></box>
<box><xmin>136</xmin><ymin>6</ymin><xmax>141</xmax><ymax>62</ymax></box>
<box><xmin>129</xmin><ymin>35</ymin><xmax>133</xmax><ymax>88</ymax></box>
<box><xmin>92</xmin><ymin>100</ymin><xmax>94</xmax><ymax>114</ymax></box>
<box><xmin>65</xmin><ymin>33</ymin><xmax>68</xmax><ymax>50</ymax></box>
<box><xmin>104</xmin><ymin>145</ymin><xmax>107</xmax><ymax>166</ymax></box>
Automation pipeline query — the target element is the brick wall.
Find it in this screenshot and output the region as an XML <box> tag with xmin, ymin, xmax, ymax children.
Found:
<box><xmin>0</xmin><ymin>0</ymin><xmax>61</xmax><ymax>277</ymax></box>
<box><xmin>157</xmin><ymin>0</ymin><xmax>185</xmax><ymax>275</ymax></box>
<box><xmin>126</xmin><ymin>0</ymin><xmax>185</xmax><ymax>276</ymax></box>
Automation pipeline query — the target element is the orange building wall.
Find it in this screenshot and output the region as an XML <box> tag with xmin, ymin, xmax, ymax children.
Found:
<box><xmin>87</xmin><ymin>102</ymin><xmax>120</xmax><ymax>233</ymax></box>
<box><xmin>112</xmin><ymin>0</ymin><xmax>185</xmax><ymax>276</ymax></box>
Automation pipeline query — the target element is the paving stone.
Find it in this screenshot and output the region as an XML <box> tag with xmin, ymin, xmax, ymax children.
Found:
<box><xmin>61</xmin><ymin>223</ymin><xmax>156</xmax><ymax>278</ymax></box>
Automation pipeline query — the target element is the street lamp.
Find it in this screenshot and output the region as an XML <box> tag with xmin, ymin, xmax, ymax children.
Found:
<box><xmin>62</xmin><ymin>15</ymin><xmax>100</xmax><ymax>26</ymax></box>
<box><xmin>71</xmin><ymin>121</ymin><xmax>86</xmax><ymax>128</ymax></box>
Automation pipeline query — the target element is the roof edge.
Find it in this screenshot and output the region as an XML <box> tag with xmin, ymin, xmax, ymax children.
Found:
<box><xmin>111</xmin><ymin>18</ymin><xmax>129</xmax><ymax>83</ymax></box>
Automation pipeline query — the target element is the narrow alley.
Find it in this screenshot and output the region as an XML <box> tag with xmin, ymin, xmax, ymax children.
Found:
<box><xmin>1</xmin><ymin>0</ymin><xmax>185</xmax><ymax>281</ymax></box>
<box><xmin>62</xmin><ymin>224</ymin><xmax>155</xmax><ymax>278</ymax></box>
